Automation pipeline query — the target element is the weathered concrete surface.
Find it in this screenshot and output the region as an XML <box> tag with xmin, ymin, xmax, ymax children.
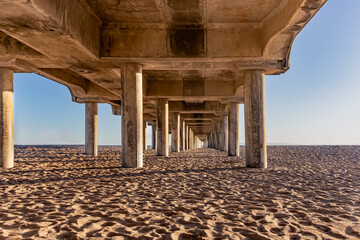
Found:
<box><xmin>0</xmin><ymin>68</ymin><xmax>13</xmax><ymax>168</ymax></box>
<box><xmin>170</xmin><ymin>112</ymin><xmax>180</xmax><ymax>152</ymax></box>
<box><xmin>216</xmin><ymin>121</ymin><xmax>221</xmax><ymax>150</ymax></box>
<box><xmin>0</xmin><ymin>0</ymin><xmax>327</xmax><ymax>167</ymax></box>
<box><xmin>121</xmin><ymin>63</ymin><xmax>143</xmax><ymax>167</ymax></box>
<box><xmin>85</xmin><ymin>102</ymin><xmax>98</xmax><ymax>156</ymax></box>
<box><xmin>143</xmin><ymin>121</ymin><xmax>147</xmax><ymax>151</ymax></box>
<box><xmin>181</xmin><ymin>120</ymin><xmax>185</xmax><ymax>150</ymax></box>
<box><xmin>245</xmin><ymin>70</ymin><xmax>267</xmax><ymax>168</ymax></box>
<box><xmin>228</xmin><ymin>103</ymin><xmax>240</xmax><ymax>156</ymax></box>
<box><xmin>0</xmin><ymin>0</ymin><xmax>327</xmax><ymax>106</ymax></box>
<box><xmin>220</xmin><ymin>114</ymin><xmax>228</xmax><ymax>152</ymax></box>
<box><xmin>151</xmin><ymin>123</ymin><xmax>157</xmax><ymax>150</ymax></box>
<box><xmin>189</xmin><ymin>129</ymin><xmax>193</xmax><ymax>149</ymax></box>
<box><xmin>157</xmin><ymin>99</ymin><xmax>169</xmax><ymax>156</ymax></box>
<box><xmin>186</xmin><ymin>124</ymin><xmax>189</xmax><ymax>150</ymax></box>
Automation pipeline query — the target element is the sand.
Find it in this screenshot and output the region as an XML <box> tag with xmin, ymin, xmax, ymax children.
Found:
<box><xmin>0</xmin><ymin>145</ymin><xmax>359</xmax><ymax>239</ymax></box>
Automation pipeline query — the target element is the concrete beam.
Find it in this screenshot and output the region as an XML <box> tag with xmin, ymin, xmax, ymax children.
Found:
<box><xmin>101</xmin><ymin>24</ymin><xmax>262</xmax><ymax>58</ymax></box>
<box><xmin>180</xmin><ymin>113</ymin><xmax>219</xmax><ymax>119</ymax></box>
<box><xmin>147</xmin><ymin>79</ymin><xmax>238</xmax><ymax>99</ymax></box>
<box><xmin>186</xmin><ymin>123</ymin><xmax>214</xmax><ymax>127</ymax></box>
<box><xmin>0</xmin><ymin>31</ymin><xmax>42</xmax><ymax>58</ymax></box>
<box><xmin>104</xmin><ymin>58</ymin><xmax>286</xmax><ymax>74</ymax></box>
<box><xmin>37</xmin><ymin>69</ymin><xmax>119</xmax><ymax>103</ymax></box>
<box><xmin>263</xmin><ymin>0</ymin><xmax>327</xmax><ymax>62</ymax></box>
<box><xmin>0</xmin><ymin>0</ymin><xmax>101</xmax><ymax>59</ymax></box>
<box><xmin>0</xmin><ymin>1</ymin><xmax>122</xmax><ymax>96</ymax></box>
<box><xmin>169</xmin><ymin>101</ymin><xmax>227</xmax><ymax>113</ymax></box>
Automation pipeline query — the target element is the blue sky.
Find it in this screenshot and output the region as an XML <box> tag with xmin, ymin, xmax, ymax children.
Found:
<box><xmin>13</xmin><ymin>1</ymin><xmax>360</xmax><ymax>145</ymax></box>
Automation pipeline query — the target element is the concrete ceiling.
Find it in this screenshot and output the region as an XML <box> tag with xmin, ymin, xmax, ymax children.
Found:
<box><xmin>0</xmin><ymin>0</ymin><xmax>327</xmax><ymax>134</ymax></box>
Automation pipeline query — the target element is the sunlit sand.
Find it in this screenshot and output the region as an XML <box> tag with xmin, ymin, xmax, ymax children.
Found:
<box><xmin>0</xmin><ymin>146</ymin><xmax>359</xmax><ymax>239</ymax></box>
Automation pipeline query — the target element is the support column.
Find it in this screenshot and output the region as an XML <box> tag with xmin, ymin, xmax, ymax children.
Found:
<box><xmin>121</xmin><ymin>63</ymin><xmax>143</xmax><ymax>168</ymax></box>
<box><xmin>151</xmin><ymin>124</ymin><xmax>157</xmax><ymax>150</ymax></box>
<box><xmin>185</xmin><ymin>124</ymin><xmax>189</xmax><ymax>150</ymax></box>
<box><xmin>212</xmin><ymin>131</ymin><xmax>216</xmax><ymax>149</ymax></box>
<box><xmin>228</xmin><ymin>103</ymin><xmax>240</xmax><ymax>156</ymax></box>
<box><xmin>157</xmin><ymin>99</ymin><xmax>169</xmax><ymax>156</ymax></box>
<box><xmin>211</xmin><ymin>132</ymin><xmax>214</xmax><ymax>149</ymax></box>
<box><xmin>212</xmin><ymin>133</ymin><xmax>215</xmax><ymax>148</ymax></box>
<box><xmin>213</xmin><ymin>127</ymin><xmax>218</xmax><ymax>150</ymax></box>
<box><xmin>0</xmin><ymin>69</ymin><xmax>14</xmax><ymax>169</ymax></box>
<box><xmin>245</xmin><ymin>70</ymin><xmax>267</xmax><ymax>168</ymax></box>
<box><xmin>188</xmin><ymin>129</ymin><xmax>191</xmax><ymax>149</ymax></box>
<box><xmin>220</xmin><ymin>114</ymin><xmax>228</xmax><ymax>152</ymax></box>
<box><xmin>181</xmin><ymin>120</ymin><xmax>185</xmax><ymax>151</ymax></box>
<box><xmin>143</xmin><ymin>121</ymin><xmax>147</xmax><ymax>151</ymax></box>
<box><xmin>216</xmin><ymin>121</ymin><xmax>221</xmax><ymax>150</ymax></box>
<box><xmin>170</xmin><ymin>112</ymin><xmax>180</xmax><ymax>152</ymax></box>
<box><xmin>204</xmin><ymin>138</ymin><xmax>208</xmax><ymax>148</ymax></box>
<box><xmin>85</xmin><ymin>102</ymin><xmax>98</xmax><ymax>156</ymax></box>
<box><xmin>191</xmin><ymin>129</ymin><xmax>194</xmax><ymax>149</ymax></box>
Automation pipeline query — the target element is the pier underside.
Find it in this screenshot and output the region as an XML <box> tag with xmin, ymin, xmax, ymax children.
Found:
<box><xmin>0</xmin><ymin>0</ymin><xmax>327</xmax><ymax>168</ymax></box>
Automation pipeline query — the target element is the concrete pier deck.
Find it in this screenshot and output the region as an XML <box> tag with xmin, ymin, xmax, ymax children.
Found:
<box><xmin>0</xmin><ymin>146</ymin><xmax>359</xmax><ymax>239</ymax></box>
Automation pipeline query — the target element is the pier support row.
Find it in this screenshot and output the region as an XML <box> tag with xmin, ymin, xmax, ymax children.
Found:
<box><xmin>0</xmin><ymin>68</ymin><xmax>14</xmax><ymax>169</ymax></box>
<box><xmin>0</xmin><ymin>67</ymin><xmax>266</xmax><ymax>169</ymax></box>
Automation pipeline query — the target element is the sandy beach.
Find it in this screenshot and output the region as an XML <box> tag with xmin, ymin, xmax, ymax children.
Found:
<box><xmin>0</xmin><ymin>146</ymin><xmax>359</xmax><ymax>239</ymax></box>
